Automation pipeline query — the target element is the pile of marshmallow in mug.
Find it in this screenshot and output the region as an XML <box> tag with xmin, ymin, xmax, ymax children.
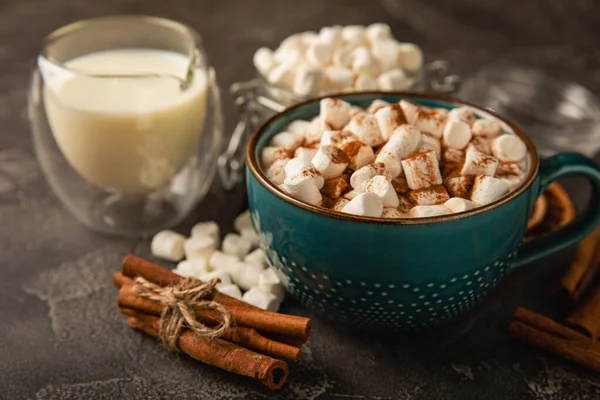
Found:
<box><xmin>151</xmin><ymin>211</ymin><xmax>284</xmax><ymax>312</ymax></box>
<box><xmin>253</xmin><ymin>23</ymin><xmax>423</xmax><ymax>95</ymax></box>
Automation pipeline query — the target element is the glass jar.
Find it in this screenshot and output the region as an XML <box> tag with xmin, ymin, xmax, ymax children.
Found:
<box><xmin>29</xmin><ymin>16</ymin><xmax>223</xmax><ymax>237</ymax></box>
<box><xmin>219</xmin><ymin>60</ymin><xmax>461</xmax><ymax>189</ymax></box>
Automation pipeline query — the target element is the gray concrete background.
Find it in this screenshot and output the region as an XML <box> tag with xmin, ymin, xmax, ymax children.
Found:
<box><xmin>1</xmin><ymin>0</ymin><xmax>600</xmax><ymax>398</ymax></box>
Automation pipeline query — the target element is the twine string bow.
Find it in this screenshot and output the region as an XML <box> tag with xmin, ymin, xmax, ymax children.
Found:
<box><xmin>133</xmin><ymin>276</ymin><xmax>232</xmax><ymax>351</ymax></box>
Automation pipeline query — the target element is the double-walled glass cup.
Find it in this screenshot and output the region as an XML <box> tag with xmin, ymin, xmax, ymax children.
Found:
<box><xmin>29</xmin><ymin>16</ymin><xmax>223</xmax><ymax>237</ymax></box>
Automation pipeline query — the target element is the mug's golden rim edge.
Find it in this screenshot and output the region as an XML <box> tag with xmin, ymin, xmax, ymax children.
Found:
<box><xmin>246</xmin><ymin>90</ymin><xmax>540</xmax><ymax>226</ymax></box>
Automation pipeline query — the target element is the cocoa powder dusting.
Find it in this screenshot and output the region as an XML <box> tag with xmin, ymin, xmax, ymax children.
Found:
<box><xmin>408</xmin><ymin>185</ymin><xmax>450</xmax><ymax>205</ymax></box>
<box><xmin>392</xmin><ymin>177</ymin><xmax>410</xmax><ymax>193</ymax></box>
<box><xmin>397</xmin><ymin>193</ymin><xmax>416</xmax><ymax>213</ymax></box>
<box><xmin>321</xmin><ymin>177</ymin><xmax>349</xmax><ymax>199</ymax></box>
<box><xmin>341</xmin><ymin>141</ymin><xmax>364</xmax><ymax>158</ymax></box>
<box><xmin>323</xmin><ymin>146</ymin><xmax>350</xmax><ymax>164</ymax></box>
<box><xmin>445</xmin><ymin>175</ymin><xmax>474</xmax><ymax>199</ymax></box>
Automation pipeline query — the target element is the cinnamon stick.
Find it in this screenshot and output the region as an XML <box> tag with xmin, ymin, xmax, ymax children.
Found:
<box><xmin>509</xmin><ymin>321</ymin><xmax>600</xmax><ymax>372</ymax></box>
<box><xmin>526</xmin><ymin>194</ymin><xmax>548</xmax><ymax>231</ymax></box>
<box><xmin>125</xmin><ymin>316</ymin><xmax>289</xmax><ymax>390</ymax></box>
<box><xmin>119</xmin><ymin>307</ymin><xmax>301</xmax><ymax>361</ymax></box>
<box><xmin>514</xmin><ymin>307</ymin><xmax>590</xmax><ymax>342</ymax></box>
<box><xmin>556</xmin><ymin>227</ymin><xmax>600</xmax><ymax>301</ymax></box>
<box><xmin>565</xmin><ymin>285</ymin><xmax>600</xmax><ymax>341</ymax></box>
<box><xmin>120</xmin><ymin>256</ymin><xmax>311</xmax><ymax>340</ymax></box>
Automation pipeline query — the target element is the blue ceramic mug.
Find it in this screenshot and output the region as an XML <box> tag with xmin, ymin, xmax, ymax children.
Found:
<box><xmin>246</xmin><ymin>92</ymin><xmax>600</xmax><ymax>331</ymax></box>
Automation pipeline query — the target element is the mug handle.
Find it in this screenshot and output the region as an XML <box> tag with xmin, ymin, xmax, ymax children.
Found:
<box><xmin>510</xmin><ymin>153</ymin><xmax>600</xmax><ymax>270</ymax></box>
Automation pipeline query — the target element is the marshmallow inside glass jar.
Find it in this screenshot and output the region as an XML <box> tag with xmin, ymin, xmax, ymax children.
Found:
<box><xmin>260</xmin><ymin>96</ymin><xmax>531</xmax><ymax>219</ymax></box>
<box><xmin>252</xmin><ymin>24</ymin><xmax>424</xmax><ymax>100</ymax></box>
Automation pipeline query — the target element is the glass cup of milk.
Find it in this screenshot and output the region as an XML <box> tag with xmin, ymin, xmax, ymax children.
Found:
<box><xmin>29</xmin><ymin>16</ymin><xmax>223</xmax><ymax>237</ymax></box>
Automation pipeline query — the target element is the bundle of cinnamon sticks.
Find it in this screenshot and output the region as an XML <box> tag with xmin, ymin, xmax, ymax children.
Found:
<box><xmin>509</xmin><ymin>227</ymin><xmax>600</xmax><ymax>372</ymax></box>
<box><xmin>114</xmin><ymin>255</ymin><xmax>311</xmax><ymax>390</ymax></box>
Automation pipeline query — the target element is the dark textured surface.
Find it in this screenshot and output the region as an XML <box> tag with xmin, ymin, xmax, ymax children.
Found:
<box><xmin>2</xmin><ymin>0</ymin><xmax>600</xmax><ymax>399</ymax></box>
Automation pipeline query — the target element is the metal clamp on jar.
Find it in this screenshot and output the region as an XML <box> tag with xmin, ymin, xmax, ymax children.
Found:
<box><xmin>219</xmin><ymin>60</ymin><xmax>461</xmax><ymax>189</ymax></box>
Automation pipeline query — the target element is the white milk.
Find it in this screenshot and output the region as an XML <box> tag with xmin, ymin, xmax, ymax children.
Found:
<box><xmin>42</xmin><ymin>49</ymin><xmax>207</xmax><ymax>195</ymax></box>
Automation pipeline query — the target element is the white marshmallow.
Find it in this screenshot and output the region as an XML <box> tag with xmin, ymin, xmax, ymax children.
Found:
<box><xmin>305</xmin><ymin>117</ymin><xmax>331</xmax><ymax>144</ymax></box>
<box><xmin>173</xmin><ymin>258</ymin><xmax>209</xmax><ymax>278</ymax></box>
<box><xmin>234</xmin><ymin>210</ymin><xmax>253</xmax><ymax>233</ymax></box>
<box><xmin>199</xmin><ymin>270</ymin><xmax>232</xmax><ymax>288</ymax></box>
<box><xmin>184</xmin><ymin>235</ymin><xmax>217</xmax><ymax>260</ymax></box>
<box><xmin>471</xmin><ymin>176</ymin><xmax>509</xmax><ymax>205</ymax></box>
<box><xmin>466</xmin><ymin>137</ymin><xmax>491</xmax><ymax>155</ymax></box>
<box><xmin>375</xmin><ymin>150</ymin><xmax>402</xmax><ymax>178</ymax></box>
<box><xmin>258</xmin><ymin>268</ymin><xmax>286</xmax><ymax>301</ymax></box>
<box><xmin>261</xmin><ymin>147</ymin><xmax>290</xmax><ymax>168</ymax></box>
<box><xmin>366</xmin><ymin>175</ymin><xmax>400</xmax><ymax>208</ymax></box>
<box><xmin>472</xmin><ymin>119</ymin><xmax>502</xmax><ymax>138</ymax></box>
<box><xmin>271</xmin><ymin>131</ymin><xmax>303</xmax><ymax>150</ymax></box>
<box><xmin>191</xmin><ymin>221</ymin><xmax>220</xmax><ymax>245</ymax></box>
<box><xmin>378</xmin><ymin>69</ymin><xmax>410</xmax><ymax>91</ymax></box>
<box><xmin>460</xmin><ymin>150</ymin><xmax>499</xmax><ymax>176</ymax></box>
<box><xmin>349</xmin><ymin>105</ymin><xmax>365</xmax><ymax>117</ymax></box>
<box><xmin>444</xmin><ymin>197</ymin><xmax>477</xmax><ymax>213</ymax></box>
<box><xmin>414</xmin><ymin>109</ymin><xmax>446</xmax><ymax>138</ymax></box>
<box><xmin>280</xmin><ymin>174</ymin><xmax>323</xmax><ymax>206</ymax></box>
<box><xmin>367</xmin><ymin>99</ymin><xmax>390</xmax><ymax>114</ymax></box>
<box><xmin>222</xmin><ymin>233</ymin><xmax>253</xmax><ymax>258</ymax></box>
<box><xmin>332</xmin><ymin>46</ymin><xmax>353</xmax><ymax>68</ymax></box>
<box><xmin>418</xmin><ymin>134</ymin><xmax>442</xmax><ymax>160</ymax></box>
<box><xmin>352</xmin><ymin>46</ymin><xmax>379</xmax><ymax>76</ymax></box>
<box><xmin>381</xmin><ymin>208</ymin><xmax>404</xmax><ymax>218</ymax></box>
<box><xmin>286</xmin><ymin>120</ymin><xmax>311</xmax><ymax>137</ymax></box>
<box><xmin>442</xmin><ymin>120</ymin><xmax>472</xmax><ymax>150</ymax></box>
<box><xmin>354</xmin><ymin>72</ymin><xmax>379</xmax><ymax>90</ymax></box>
<box><xmin>345</xmin><ymin>113</ymin><xmax>385</xmax><ymax>147</ymax></box>
<box><xmin>276</xmin><ymin>34</ymin><xmax>305</xmax><ymax>55</ymax></box>
<box><xmin>267</xmin><ymin>61</ymin><xmax>296</xmax><ymax>88</ymax></box>
<box><xmin>311</xmin><ymin>145</ymin><xmax>349</xmax><ymax>179</ymax></box>
<box><xmin>448</xmin><ymin>106</ymin><xmax>476</xmax><ymax>125</ymax></box>
<box><xmin>408</xmin><ymin>185</ymin><xmax>450</xmax><ymax>206</ymax></box>
<box><xmin>397</xmin><ymin>43</ymin><xmax>424</xmax><ymax>72</ymax></box>
<box><xmin>343</xmin><ymin>189</ymin><xmax>361</xmax><ymax>200</ymax></box>
<box><xmin>241</xmin><ymin>227</ymin><xmax>259</xmax><ymax>248</ymax></box>
<box><xmin>294</xmin><ymin>147</ymin><xmax>318</xmax><ymax>162</ymax></box>
<box><xmin>338</xmin><ymin>140</ymin><xmax>375</xmax><ymax>171</ymax></box>
<box><xmin>306</xmin><ymin>41</ymin><xmax>332</xmax><ymax>67</ymax></box>
<box><xmin>350</xmin><ymin>162</ymin><xmax>392</xmax><ymax>191</ymax></box>
<box><xmin>341</xmin><ymin>192</ymin><xmax>384</xmax><ymax>217</ymax></box>
<box><xmin>322</xmin><ymin>66</ymin><xmax>354</xmax><ymax>91</ymax></box>
<box><xmin>371</xmin><ymin>40</ymin><xmax>400</xmax><ymax>71</ymax></box>
<box><xmin>409</xmin><ymin>205</ymin><xmax>451</xmax><ymax>218</ymax></box>
<box><xmin>151</xmin><ymin>230</ymin><xmax>185</xmax><ymax>262</ymax></box>
<box><xmin>253</xmin><ymin>47</ymin><xmax>275</xmax><ymax>77</ymax></box>
<box><xmin>499</xmin><ymin>174</ymin><xmax>525</xmax><ymax>190</ymax></box>
<box><xmin>331</xmin><ymin>198</ymin><xmax>350</xmax><ymax>211</ymax></box>
<box><xmin>266</xmin><ymin>158</ymin><xmax>288</xmax><ymax>185</ymax></box>
<box><xmin>318</xmin><ymin>26</ymin><xmax>344</xmax><ymax>48</ymax></box>
<box><xmin>401</xmin><ymin>150</ymin><xmax>443</xmax><ymax>190</ymax></box>
<box><xmin>320</xmin><ymin>129</ymin><xmax>356</xmax><ymax>147</ymax></box>
<box><xmin>242</xmin><ymin>287</ymin><xmax>280</xmax><ymax>312</ymax></box>
<box><xmin>385</xmin><ymin>124</ymin><xmax>422</xmax><ymax>158</ymax></box>
<box><xmin>209</xmin><ymin>251</ymin><xmax>240</xmax><ymax>273</ymax></box>
<box><xmin>491</xmin><ymin>134</ymin><xmax>527</xmax><ymax>162</ymax></box>
<box><xmin>217</xmin><ymin>284</ymin><xmax>243</xmax><ymax>300</ymax></box>
<box><xmin>232</xmin><ymin>262</ymin><xmax>265</xmax><ymax>291</ymax></box>
<box><xmin>244</xmin><ymin>248</ymin><xmax>267</xmax><ymax>269</ymax></box>
<box><xmin>374</xmin><ymin>105</ymin><xmax>404</xmax><ymax>141</ymax></box>
<box><xmin>399</xmin><ymin>99</ymin><xmax>420</xmax><ymax>124</ymax></box>
<box><xmin>284</xmin><ymin>167</ymin><xmax>325</xmax><ymax>190</ymax></box>
<box><xmin>341</xmin><ymin>25</ymin><xmax>367</xmax><ymax>47</ymax></box>
<box><xmin>320</xmin><ymin>98</ymin><xmax>352</xmax><ymax>129</ymax></box>
<box><xmin>366</xmin><ymin>23</ymin><xmax>392</xmax><ymax>43</ymax></box>
<box><xmin>273</xmin><ymin>45</ymin><xmax>303</xmax><ymax>67</ymax></box>
<box><xmin>284</xmin><ymin>157</ymin><xmax>312</xmax><ymax>178</ymax></box>
<box><xmin>443</xmin><ymin>148</ymin><xmax>464</xmax><ymax>164</ymax></box>
<box><xmin>293</xmin><ymin>64</ymin><xmax>324</xmax><ymax>96</ymax></box>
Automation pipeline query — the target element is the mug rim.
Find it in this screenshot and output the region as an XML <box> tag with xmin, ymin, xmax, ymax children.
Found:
<box><xmin>246</xmin><ymin>91</ymin><xmax>540</xmax><ymax>225</ymax></box>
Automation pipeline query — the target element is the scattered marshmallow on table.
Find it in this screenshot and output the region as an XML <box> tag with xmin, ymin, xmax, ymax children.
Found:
<box><xmin>242</xmin><ymin>287</ymin><xmax>280</xmax><ymax>312</ymax></box>
<box><xmin>191</xmin><ymin>221</ymin><xmax>220</xmax><ymax>244</ymax></box>
<box><xmin>232</xmin><ymin>262</ymin><xmax>265</xmax><ymax>291</ymax></box>
<box><xmin>366</xmin><ymin>175</ymin><xmax>400</xmax><ymax>208</ymax></box>
<box><xmin>173</xmin><ymin>258</ymin><xmax>209</xmax><ymax>278</ymax></box>
<box><xmin>234</xmin><ymin>210</ymin><xmax>253</xmax><ymax>233</ymax></box>
<box><xmin>341</xmin><ymin>192</ymin><xmax>384</xmax><ymax>217</ymax></box>
<box><xmin>258</xmin><ymin>268</ymin><xmax>286</xmax><ymax>302</ymax></box>
<box><xmin>253</xmin><ymin>47</ymin><xmax>275</xmax><ymax>76</ymax></box>
<box><xmin>151</xmin><ymin>230</ymin><xmax>185</xmax><ymax>262</ymax></box>
<box><xmin>209</xmin><ymin>251</ymin><xmax>240</xmax><ymax>272</ymax></box>
<box><xmin>217</xmin><ymin>284</ymin><xmax>243</xmax><ymax>300</ymax></box>
<box><xmin>222</xmin><ymin>233</ymin><xmax>253</xmax><ymax>258</ymax></box>
<box><xmin>244</xmin><ymin>248</ymin><xmax>267</xmax><ymax>269</ymax></box>
<box><xmin>184</xmin><ymin>236</ymin><xmax>216</xmax><ymax>260</ymax></box>
<box><xmin>470</xmin><ymin>175</ymin><xmax>509</xmax><ymax>205</ymax></box>
<box><xmin>240</xmin><ymin>227</ymin><xmax>259</xmax><ymax>248</ymax></box>
<box><xmin>199</xmin><ymin>270</ymin><xmax>232</xmax><ymax>288</ymax></box>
